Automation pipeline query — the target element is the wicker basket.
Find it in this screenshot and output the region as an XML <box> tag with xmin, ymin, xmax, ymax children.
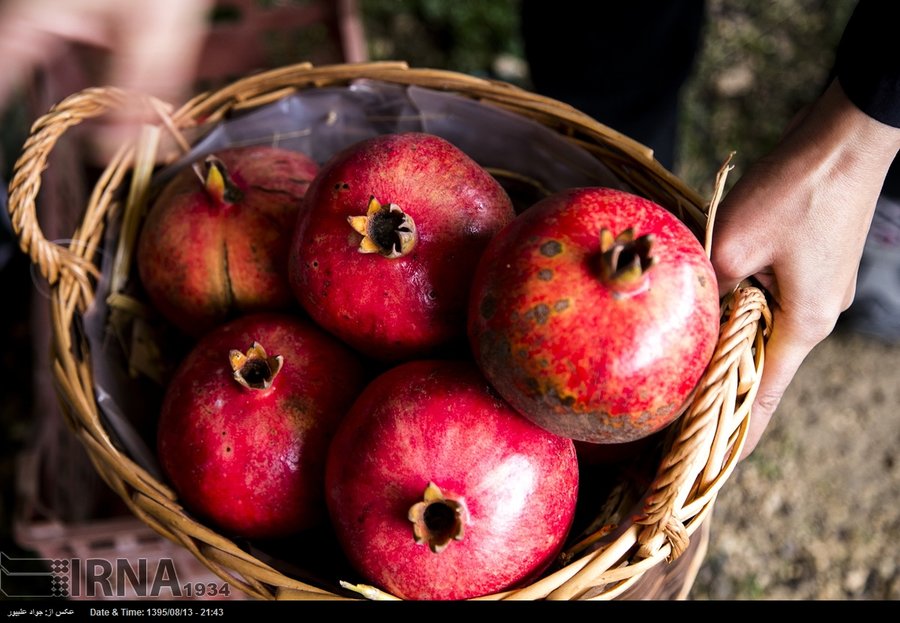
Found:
<box><xmin>6</xmin><ymin>61</ymin><xmax>770</xmax><ymax>601</ymax></box>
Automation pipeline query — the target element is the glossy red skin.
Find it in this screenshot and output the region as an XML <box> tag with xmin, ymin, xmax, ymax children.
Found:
<box><xmin>157</xmin><ymin>313</ymin><xmax>367</xmax><ymax>540</ymax></box>
<box><xmin>137</xmin><ymin>145</ymin><xmax>319</xmax><ymax>337</ymax></box>
<box><xmin>325</xmin><ymin>359</ymin><xmax>579</xmax><ymax>601</ymax></box>
<box><xmin>288</xmin><ymin>132</ymin><xmax>514</xmax><ymax>362</ymax></box>
<box><xmin>468</xmin><ymin>187</ymin><xmax>720</xmax><ymax>444</ymax></box>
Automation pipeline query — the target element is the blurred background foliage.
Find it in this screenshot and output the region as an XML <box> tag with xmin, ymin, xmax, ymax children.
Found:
<box><xmin>362</xmin><ymin>0</ymin><xmax>525</xmax><ymax>79</ymax></box>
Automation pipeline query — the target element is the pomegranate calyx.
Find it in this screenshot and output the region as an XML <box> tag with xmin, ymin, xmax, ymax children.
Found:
<box><xmin>203</xmin><ymin>156</ymin><xmax>244</xmax><ymax>205</ymax></box>
<box><xmin>408</xmin><ymin>481</ymin><xmax>467</xmax><ymax>554</ymax></box>
<box><xmin>348</xmin><ymin>196</ymin><xmax>417</xmax><ymax>259</ymax></box>
<box><xmin>597</xmin><ymin>227</ymin><xmax>657</xmax><ymax>287</ymax></box>
<box><xmin>229</xmin><ymin>342</ymin><xmax>283</xmax><ymax>390</ymax></box>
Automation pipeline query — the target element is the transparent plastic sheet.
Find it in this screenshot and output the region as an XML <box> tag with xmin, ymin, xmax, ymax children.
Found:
<box><xmin>157</xmin><ymin>80</ymin><xmax>627</xmax><ymax>193</ymax></box>
<box><xmin>82</xmin><ymin>79</ymin><xmax>629</xmax><ymax>479</ymax></box>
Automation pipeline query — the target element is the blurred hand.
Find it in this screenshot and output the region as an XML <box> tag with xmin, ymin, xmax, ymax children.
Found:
<box><xmin>0</xmin><ymin>0</ymin><xmax>212</xmax><ymax>104</ymax></box>
<box><xmin>0</xmin><ymin>0</ymin><xmax>213</xmax><ymax>160</ymax></box>
<box><xmin>712</xmin><ymin>78</ymin><xmax>900</xmax><ymax>459</ymax></box>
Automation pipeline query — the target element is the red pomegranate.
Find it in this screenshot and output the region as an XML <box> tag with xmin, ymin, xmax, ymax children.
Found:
<box><xmin>156</xmin><ymin>312</ymin><xmax>367</xmax><ymax>540</ymax></box>
<box><xmin>288</xmin><ymin>132</ymin><xmax>515</xmax><ymax>362</ymax></box>
<box><xmin>468</xmin><ymin>187</ymin><xmax>720</xmax><ymax>444</ymax></box>
<box><xmin>137</xmin><ymin>145</ymin><xmax>319</xmax><ymax>337</ymax></box>
<box><xmin>324</xmin><ymin>359</ymin><xmax>579</xmax><ymax>601</ymax></box>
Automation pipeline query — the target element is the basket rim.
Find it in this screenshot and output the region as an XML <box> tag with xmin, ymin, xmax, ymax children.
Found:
<box><xmin>5</xmin><ymin>60</ymin><xmax>770</xmax><ymax>601</ymax></box>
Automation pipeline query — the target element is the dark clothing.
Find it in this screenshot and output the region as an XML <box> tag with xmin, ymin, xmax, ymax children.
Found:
<box><xmin>521</xmin><ymin>0</ymin><xmax>898</xmax><ymax>195</ymax></box>
<box><xmin>521</xmin><ymin>1</ymin><xmax>706</xmax><ymax>171</ymax></box>
<box><xmin>835</xmin><ymin>0</ymin><xmax>900</xmax><ymax>129</ymax></box>
<box><xmin>835</xmin><ymin>1</ymin><xmax>900</xmax><ymax>198</ymax></box>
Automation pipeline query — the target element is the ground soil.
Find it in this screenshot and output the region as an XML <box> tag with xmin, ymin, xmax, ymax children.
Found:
<box><xmin>691</xmin><ymin>325</ymin><xmax>900</xmax><ymax>599</ymax></box>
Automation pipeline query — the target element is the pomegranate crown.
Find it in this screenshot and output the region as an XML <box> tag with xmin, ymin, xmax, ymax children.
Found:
<box><xmin>229</xmin><ymin>342</ymin><xmax>283</xmax><ymax>390</ymax></box>
<box><xmin>348</xmin><ymin>196</ymin><xmax>417</xmax><ymax>259</ymax></box>
<box><xmin>198</xmin><ymin>155</ymin><xmax>244</xmax><ymax>204</ymax></box>
<box><xmin>407</xmin><ymin>482</ymin><xmax>468</xmax><ymax>554</ymax></box>
<box><xmin>597</xmin><ymin>227</ymin><xmax>657</xmax><ymax>286</ymax></box>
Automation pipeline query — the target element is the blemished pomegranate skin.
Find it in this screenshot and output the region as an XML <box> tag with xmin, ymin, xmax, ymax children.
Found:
<box><xmin>138</xmin><ymin>145</ymin><xmax>319</xmax><ymax>337</ymax></box>
<box><xmin>468</xmin><ymin>187</ymin><xmax>720</xmax><ymax>444</ymax></box>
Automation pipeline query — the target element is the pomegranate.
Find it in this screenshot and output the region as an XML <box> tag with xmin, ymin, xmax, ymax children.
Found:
<box><xmin>324</xmin><ymin>359</ymin><xmax>579</xmax><ymax>601</ymax></box>
<box><xmin>137</xmin><ymin>145</ymin><xmax>319</xmax><ymax>337</ymax></box>
<box><xmin>288</xmin><ymin>132</ymin><xmax>515</xmax><ymax>362</ymax></box>
<box><xmin>468</xmin><ymin>187</ymin><xmax>720</xmax><ymax>444</ymax></box>
<box><xmin>156</xmin><ymin>312</ymin><xmax>367</xmax><ymax>540</ymax></box>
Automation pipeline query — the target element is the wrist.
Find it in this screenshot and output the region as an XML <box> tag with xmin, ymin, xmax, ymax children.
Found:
<box><xmin>772</xmin><ymin>78</ymin><xmax>900</xmax><ymax>207</ymax></box>
<box><xmin>820</xmin><ymin>78</ymin><xmax>900</xmax><ymax>170</ymax></box>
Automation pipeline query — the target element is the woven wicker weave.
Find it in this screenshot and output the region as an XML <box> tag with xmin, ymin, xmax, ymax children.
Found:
<box><xmin>6</xmin><ymin>61</ymin><xmax>770</xmax><ymax>601</ymax></box>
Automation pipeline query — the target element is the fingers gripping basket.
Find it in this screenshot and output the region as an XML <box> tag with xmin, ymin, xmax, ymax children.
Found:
<box><xmin>7</xmin><ymin>61</ymin><xmax>770</xmax><ymax>601</ymax></box>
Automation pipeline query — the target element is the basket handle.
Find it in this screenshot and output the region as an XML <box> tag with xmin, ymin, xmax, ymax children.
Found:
<box><xmin>6</xmin><ymin>86</ymin><xmax>171</xmax><ymax>290</ymax></box>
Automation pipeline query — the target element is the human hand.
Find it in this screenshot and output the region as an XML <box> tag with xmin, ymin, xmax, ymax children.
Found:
<box><xmin>711</xmin><ymin>78</ymin><xmax>900</xmax><ymax>459</ymax></box>
<box><xmin>0</xmin><ymin>0</ymin><xmax>213</xmax><ymax>158</ymax></box>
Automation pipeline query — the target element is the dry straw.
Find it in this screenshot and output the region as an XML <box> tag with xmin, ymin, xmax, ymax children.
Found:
<box><xmin>6</xmin><ymin>62</ymin><xmax>770</xmax><ymax>601</ymax></box>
